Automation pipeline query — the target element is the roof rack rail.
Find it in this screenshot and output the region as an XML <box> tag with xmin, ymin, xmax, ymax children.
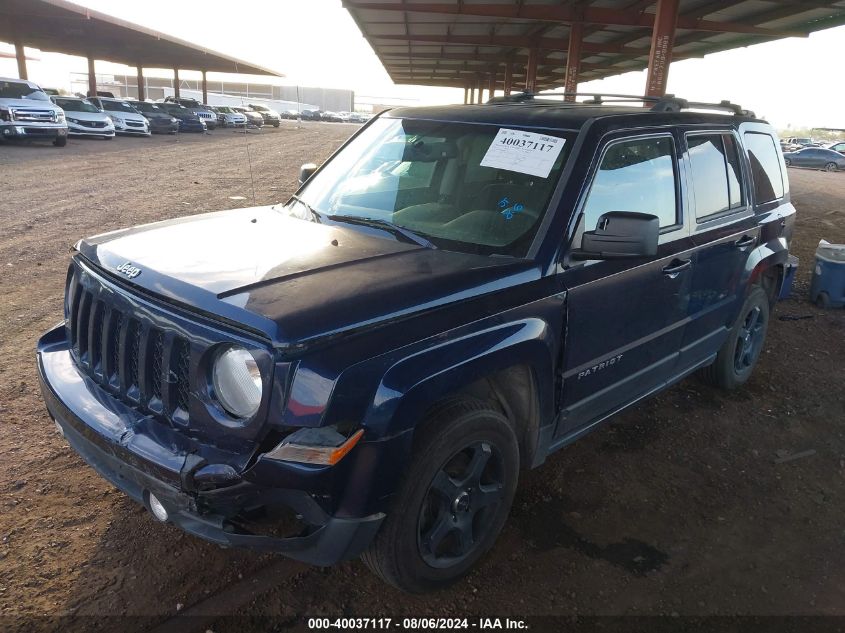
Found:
<box><xmin>486</xmin><ymin>91</ymin><xmax>755</xmax><ymax>117</ymax></box>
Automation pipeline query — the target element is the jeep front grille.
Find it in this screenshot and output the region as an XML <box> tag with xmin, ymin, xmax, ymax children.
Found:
<box><xmin>67</xmin><ymin>272</ymin><xmax>193</xmax><ymax>427</ymax></box>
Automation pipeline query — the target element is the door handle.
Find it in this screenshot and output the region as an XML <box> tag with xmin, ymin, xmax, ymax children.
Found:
<box><xmin>733</xmin><ymin>235</ymin><xmax>756</xmax><ymax>250</ymax></box>
<box><xmin>662</xmin><ymin>259</ymin><xmax>692</xmax><ymax>278</ymax></box>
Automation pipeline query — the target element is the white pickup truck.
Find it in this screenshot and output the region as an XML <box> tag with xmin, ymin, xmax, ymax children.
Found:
<box><xmin>0</xmin><ymin>77</ymin><xmax>68</xmax><ymax>146</ymax></box>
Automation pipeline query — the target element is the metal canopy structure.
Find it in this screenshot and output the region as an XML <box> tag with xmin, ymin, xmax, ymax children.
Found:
<box><xmin>343</xmin><ymin>0</ymin><xmax>845</xmax><ymax>102</ymax></box>
<box><xmin>0</xmin><ymin>0</ymin><xmax>282</xmax><ymax>101</ymax></box>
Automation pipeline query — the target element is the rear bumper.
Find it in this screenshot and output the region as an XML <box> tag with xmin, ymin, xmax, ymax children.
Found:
<box><xmin>37</xmin><ymin>324</ymin><xmax>384</xmax><ymax>566</ymax></box>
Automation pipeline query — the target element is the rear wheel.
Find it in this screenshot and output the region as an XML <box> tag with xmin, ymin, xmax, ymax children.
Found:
<box><xmin>825</xmin><ymin>162</ymin><xmax>838</xmax><ymax>172</ymax></box>
<box><xmin>784</xmin><ymin>158</ymin><xmax>792</xmax><ymax>167</ymax></box>
<box><xmin>699</xmin><ymin>286</ymin><xmax>770</xmax><ymax>390</ymax></box>
<box><xmin>53</xmin><ymin>136</ymin><xmax>67</xmax><ymax>147</ymax></box>
<box><xmin>362</xmin><ymin>398</ymin><xmax>519</xmax><ymax>593</ymax></box>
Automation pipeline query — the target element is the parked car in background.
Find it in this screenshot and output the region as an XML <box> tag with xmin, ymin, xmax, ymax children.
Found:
<box><xmin>826</xmin><ymin>141</ymin><xmax>845</xmax><ymax>155</ymax></box>
<box><xmin>125</xmin><ymin>100</ymin><xmax>179</xmax><ymax>134</ymax></box>
<box><xmin>51</xmin><ymin>96</ymin><xmax>114</xmax><ymax>140</ymax></box>
<box><xmin>321</xmin><ymin>111</ymin><xmax>341</xmax><ymax>122</ymax></box>
<box><xmin>0</xmin><ymin>77</ymin><xmax>68</xmax><ymax>146</ymax></box>
<box><xmin>89</xmin><ymin>97</ymin><xmax>150</xmax><ymax>137</ymax></box>
<box><xmin>213</xmin><ymin>106</ymin><xmax>247</xmax><ymax>128</ymax></box>
<box><xmin>299</xmin><ymin>109</ymin><xmax>322</xmax><ymax>121</ymax></box>
<box><xmin>232</xmin><ymin>106</ymin><xmax>264</xmax><ymax>128</ymax></box>
<box><xmin>783</xmin><ymin>147</ymin><xmax>845</xmax><ymax>171</ymax></box>
<box><xmin>248</xmin><ymin>104</ymin><xmax>281</xmax><ymax>127</ymax></box>
<box><xmin>157</xmin><ymin>102</ymin><xmax>206</xmax><ymax>133</ymax></box>
<box><xmin>160</xmin><ymin>97</ymin><xmax>217</xmax><ymax>130</ymax></box>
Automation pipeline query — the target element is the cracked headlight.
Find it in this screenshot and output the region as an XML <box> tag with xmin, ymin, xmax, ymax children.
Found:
<box><xmin>211</xmin><ymin>346</ymin><xmax>263</xmax><ymax>418</ymax></box>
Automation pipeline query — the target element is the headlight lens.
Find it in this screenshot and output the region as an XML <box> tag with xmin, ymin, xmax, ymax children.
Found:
<box><xmin>212</xmin><ymin>346</ymin><xmax>262</xmax><ymax>418</ymax></box>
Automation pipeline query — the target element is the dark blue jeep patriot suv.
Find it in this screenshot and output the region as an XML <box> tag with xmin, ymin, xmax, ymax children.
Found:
<box><xmin>37</xmin><ymin>93</ymin><xmax>795</xmax><ymax>592</ymax></box>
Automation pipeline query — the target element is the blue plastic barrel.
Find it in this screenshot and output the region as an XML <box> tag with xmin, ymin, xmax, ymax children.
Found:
<box><xmin>809</xmin><ymin>240</ymin><xmax>845</xmax><ymax>309</ymax></box>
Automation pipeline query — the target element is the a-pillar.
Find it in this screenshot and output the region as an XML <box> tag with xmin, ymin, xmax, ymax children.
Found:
<box><xmin>564</xmin><ymin>22</ymin><xmax>584</xmax><ymax>102</ymax></box>
<box><xmin>87</xmin><ymin>56</ymin><xmax>97</xmax><ymax>97</ymax></box>
<box><xmin>645</xmin><ymin>0</ymin><xmax>680</xmax><ymax>98</ymax></box>
<box><xmin>525</xmin><ymin>49</ymin><xmax>538</xmax><ymax>93</ymax></box>
<box><xmin>136</xmin><ymin>65</ymin><xmax>146</xmax><ymax>101</ymax></box>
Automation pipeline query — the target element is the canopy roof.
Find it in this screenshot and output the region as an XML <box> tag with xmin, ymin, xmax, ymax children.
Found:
<box><xmin>344</xmin><ymin>0</ymin><xmax>845</xmax><ymax>90</ymax></box>
<box><xmin>0</xmin><ymin>0</ymin><xmax>283</xmax><ymax>76</ymax></box>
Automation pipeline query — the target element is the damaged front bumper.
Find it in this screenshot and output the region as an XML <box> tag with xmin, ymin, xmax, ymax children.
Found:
<box><xmin>36</xmin><ymin>325</ymin><xmax>384</xmax><ymax>566</ymax></box>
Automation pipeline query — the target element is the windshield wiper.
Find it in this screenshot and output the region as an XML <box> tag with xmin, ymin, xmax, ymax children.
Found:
<box><xmin>286</xmin><ymin>194</ymin><xmax>322</xmax><ymax>222</ymax></box>
<box><xmin>328</xmin><ymin>215</ymin><xmax>437</xmax><ymax>249</ymax></box>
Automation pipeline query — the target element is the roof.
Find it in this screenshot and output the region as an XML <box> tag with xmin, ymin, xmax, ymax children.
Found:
<box><xmin>382</xmin><ymin>100</ymin><xmax>761</xmax><ymax>130</ymax></box>
<box><xmin>0</xmin><ymin>0</ymin><xmax>283</xmax><ymax>76</ymax></box>
<box><xmin>343</xmin><ymin>0</ymin><xmax>845</xmax><ymax>90</ymax></box>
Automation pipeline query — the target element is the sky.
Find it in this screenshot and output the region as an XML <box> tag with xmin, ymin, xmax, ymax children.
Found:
<box><xmin>1</xmin><ymin>0</ymin><xmax>842</xmax><ymax>130</ymax></box>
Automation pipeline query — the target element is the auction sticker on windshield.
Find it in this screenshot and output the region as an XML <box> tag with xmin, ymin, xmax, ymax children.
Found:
<box><xmin>480</xmin><ymin>128</ymin><xmax>566</xmax><ymax>178</ymax></box>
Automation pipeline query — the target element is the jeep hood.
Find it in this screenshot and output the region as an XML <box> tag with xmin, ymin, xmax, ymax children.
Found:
<box><xmin>77</xmin><ymin>206</ymin><xmax>539</xmax><ymax>346</ymax></box>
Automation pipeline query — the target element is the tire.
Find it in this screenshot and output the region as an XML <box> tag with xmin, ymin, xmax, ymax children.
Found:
<box><xmin>699</xmin><ymin>286</ymin><xmax>770</xmax><ymax>390</ymax></box>
<box><xmin>273</xmin><ymin>122</ymin><xmax>280</xmax><ymax>128</ymax></box>
<box><xmin>362</xmin><ymin>398</ymin><xmax>519</xmax><ymax>593</ymax></box>
<box><xmin>784</xmin><ymin>158</ymin><xmax>792</xmax><ymax>167</ymax></box>
<box><xmin>53</xmin><ymin>136</ymin><xmax>67</xmax><ymax>147</ymax></box>
<box><xmin>824</xmin><ymin>162</ymin><xmax>838</xmax><ymax>172</ymax></box>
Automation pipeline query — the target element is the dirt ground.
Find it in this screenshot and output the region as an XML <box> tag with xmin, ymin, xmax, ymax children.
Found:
<box><xmin>1</xmin><ymin>122</ymin><xmax>844</xmax><ymax>632</ymax></box>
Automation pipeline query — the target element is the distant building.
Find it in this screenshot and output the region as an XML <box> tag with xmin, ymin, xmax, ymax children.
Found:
<box><xmin>70</xmin><ymin>73</ymin><xmax>354</xmax><ymax>112</ymax></box>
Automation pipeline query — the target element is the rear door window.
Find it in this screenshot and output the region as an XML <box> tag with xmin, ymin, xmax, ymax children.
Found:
<box><xmin>687</xmin><ymin>133</ymin><xmax>745</xmax><ymax>220</ymax></box>
<box><xmin>743</xmin><ymin>132</ymin><xmax>784</xmax><ymax>204</ymax></box>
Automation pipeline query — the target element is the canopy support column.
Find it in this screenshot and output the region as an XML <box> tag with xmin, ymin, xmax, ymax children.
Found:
<box><xmin>525</xmin><ymin>48</ymin><xmax>538</xmax><ymax>93</ymax></box>
<box><xmin>136</xmin><ymin>65</ymin><xmax>146</xmax><ymax>101</ymax></box>
<box><xmin>173</xmin><ymin>68</ymin><xmax>181</xmax><ymax>99</ymax></box>
<box><xmin>487</xmin><ymin>70</ymin><xmax>496</xmax><ymax>101</ymax></box>
<box><xmin>645</xmin><ymin>0</ymin><xmax>680</xmax><ymax>97</ymax></box>
<box><xmin>87</xmin><ymin>56</ymin><xmax>96</xmax><ymax>97</ymax></box>
<box><xmin>14</xmin><ymin>39</ymin><xmax>27</xmax><ymax>80</ymax></box>
<box><xmin>202</xmin><ymin>70</ymin><xmax>208</xmax><ymax>104</ymax></box>
<box><xmin>564</xmin><ymin>22</ymin><xmax>584</xmax><ymax>102</ymax></box>
<box><xmin>503</xmin><ymin>63</ymin><xmax>513</xmax><ymax>96</ymax></box>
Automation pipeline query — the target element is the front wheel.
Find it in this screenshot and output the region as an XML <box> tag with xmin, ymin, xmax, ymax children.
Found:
<box><xmin>362</xmin><ymin>398</ymin><xmax>519</xmax><ymax>593</ymax></box>
<box><xmin>784</xmin><ymin>158</ymin><xmax>792</xmax><ymax>167</ymax></box>
<box><xmin>53</xmin><ymin>136</ymin><xmax>67</xmax><ymax>147</ymax></box>
<box><xmin>699</xmin><ymin>286</ymin><xmax>770</xmax><ymax>390</ymax></box>
<box><xmin>825</xmin><ymin>162</ymin><xmax>838</xmax><ymax>172</ymax></box>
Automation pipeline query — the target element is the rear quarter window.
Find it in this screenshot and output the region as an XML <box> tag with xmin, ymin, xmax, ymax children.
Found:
<box><xmin>743</xmin><ymin>132</ymin><xmax>784</xmax><ymax>204</ymax></box>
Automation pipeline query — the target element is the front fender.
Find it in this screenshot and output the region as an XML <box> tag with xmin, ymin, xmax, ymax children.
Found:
<box><xmin>363</xmin><ymin>318</ymin><xmax>557</xmax><ymax>439</ymax></box>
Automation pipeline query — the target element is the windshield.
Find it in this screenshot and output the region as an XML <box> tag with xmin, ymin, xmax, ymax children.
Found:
<box><xmin>0</xmin><ymin>80</ymin><xmax>50</xmax><ymax>101</ymax></box>
<box><xmin>216</xmin><ymin>107</ymin><xmax>232</xmax><ymax>113</ymax></box>
<box><xmin>55</xmin><ymin>98</ymin><xmax>99</xmax><ymax>113</ymax></box>
<box><xmin>103</xmin><ymin>100</ymin><xmax>138</xmax><ymax>113</ymax></box>
<box><xmin>132</xmin><ymin>102</ymin><xmax>161</xmax><ymax>113</ymax></box>
<box><xmin>289</xmin><ymin>117</ymin><xmax>573</xmax><ymax>257</ymax></box>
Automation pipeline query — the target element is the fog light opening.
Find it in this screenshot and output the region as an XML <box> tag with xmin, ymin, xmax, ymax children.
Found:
<box><xmin>147</xmin><ymin>492</ymin><xmax>169</xmax><ymax>522</ymax></box>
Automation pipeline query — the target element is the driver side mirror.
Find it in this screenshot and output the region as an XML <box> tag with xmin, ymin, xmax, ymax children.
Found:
<box><xmin>573</xmin><ymin>211</ymin><xmax>660</xmax><ymax>260</ymax></box>
<box><xmin>299</xmin><ymin>163</ymin><xmax>318</xmax><ymax>186</ymax></box>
